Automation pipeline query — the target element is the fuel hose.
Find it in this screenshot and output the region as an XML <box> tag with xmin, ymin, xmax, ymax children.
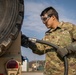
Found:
<box><xmin>29</xmin><ymin>38</ymin><xmax>68</xmax><ymax>75</ymax></box>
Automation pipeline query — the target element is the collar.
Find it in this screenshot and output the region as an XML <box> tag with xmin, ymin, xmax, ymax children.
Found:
<box><xmin>57</xmin><ymin>21</ymin><xmax>64</xmax><ymax>28</ymax></box>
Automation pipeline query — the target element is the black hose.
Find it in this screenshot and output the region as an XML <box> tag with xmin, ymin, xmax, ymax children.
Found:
<box><xmin>64</xmin><ymin>56</ymin><xmax>68</xmax><ymax>75</ymax></box>
<box><xmin>36</xmin><ymin>39</ymin><xmax>68</xmax><ymax>75</ymax></box>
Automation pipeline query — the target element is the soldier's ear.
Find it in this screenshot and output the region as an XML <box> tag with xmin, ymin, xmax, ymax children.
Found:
<box><xmin>52</xmin><ymin>15</ymin><xmax>56</xmax><ymax>20</ymax></box>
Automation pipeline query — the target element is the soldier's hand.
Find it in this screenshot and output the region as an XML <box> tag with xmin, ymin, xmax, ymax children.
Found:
<box><xmin>21</xmin><ymin>34</ymin><xmax>29</xmax><ymax>48</ymax></box>
<box><xmin>57</xmin><ymin>47</ymin><xmax>68</xmax><ymax>58</ymax></box>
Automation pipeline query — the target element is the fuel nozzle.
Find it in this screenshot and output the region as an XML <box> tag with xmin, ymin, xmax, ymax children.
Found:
<box><xmin>28</xmin><ymin>37</ymin><xmax>37</xmax><ymax>43</ymax></box>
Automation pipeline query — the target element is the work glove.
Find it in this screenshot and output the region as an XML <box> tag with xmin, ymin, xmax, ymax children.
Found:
<box><xmin>21</xmin><ymin>34</ymin><xmax>29</xmax><ymax>48</ymax></box>
<box><xmin>57</xmin><ymin>42</ymin><xmax>76</xmax><ymax>58</ymax></box>
<box><xmin>57</xmin><ymin>47</ymin><xmax>68</xmax><ymax>58</ymax></box>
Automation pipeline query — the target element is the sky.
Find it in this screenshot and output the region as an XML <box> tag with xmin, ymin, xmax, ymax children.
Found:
<box><xmin>21</xmin><ymin>0</ymin><xmax>76</xmax><ymax>61</ymax></box>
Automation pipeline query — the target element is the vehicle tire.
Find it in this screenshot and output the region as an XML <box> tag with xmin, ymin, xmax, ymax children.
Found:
<box><xmin>0</xmin><ymin>0</ymin><xmax>24</xmax><ymax>56</ymax></box>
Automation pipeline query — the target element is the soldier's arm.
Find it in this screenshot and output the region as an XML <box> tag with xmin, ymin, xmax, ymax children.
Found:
<box><xmin>29</xmin><ymin>37</ymin><xmax>53</xmax><ymax>55</ymax></box>
<box><xmin>21</xmin><ymin>34</ymin><xmax>51</xmax><ymax>55</ymax></box>
<box><xmin>29</xmin><ymin>42</ymin><xmax>45</xmax><ymax>55</ymax></box>
<box><xmin>57</xmin><ymin>24</ymin><xmax>76</xmax><ymax>58</ymax></box>
<box><xmin>71</xmin><ymin>25</ymin><xmax>76</xmax><ymax>41</ymax></box>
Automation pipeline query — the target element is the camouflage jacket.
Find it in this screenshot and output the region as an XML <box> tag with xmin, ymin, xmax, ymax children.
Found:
<box><xmin>29</xmin><ymin>21</ymin><xmax>76</xmax><ymax>75</ymax></box>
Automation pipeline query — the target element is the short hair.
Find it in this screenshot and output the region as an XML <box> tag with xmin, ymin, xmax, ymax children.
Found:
<box><xmin>40</xmin><ymin>6</ymin><xmax>59</xmax><ymax>20</ymax></box>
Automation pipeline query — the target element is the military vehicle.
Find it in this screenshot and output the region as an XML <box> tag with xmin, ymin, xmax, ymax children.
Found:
<box><xmin>0</xmin><ymin>0</ymin><xmax>24</xmax><ymax>75</ymax></box>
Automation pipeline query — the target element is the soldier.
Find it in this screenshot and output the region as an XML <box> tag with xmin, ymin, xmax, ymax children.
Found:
<box><xmin>21</xmin><ymin>6</ymin><xmax>76</xmax><ymax>75</ymax></box>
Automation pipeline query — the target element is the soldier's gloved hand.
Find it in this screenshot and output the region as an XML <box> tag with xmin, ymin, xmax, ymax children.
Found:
<box><xmin>57</xmin><ymin>47</ymin><xmax>68</xmax><ymax>58</ymax></box>
<box><xmin>21</xmin><ymin>34</ymin><xmax>29</xmax><ymax>48</ymax></box>
<box><xmin>57</xmin><ymin>42</ymin><xmax>76</xmax><ymax>58</ymax></box>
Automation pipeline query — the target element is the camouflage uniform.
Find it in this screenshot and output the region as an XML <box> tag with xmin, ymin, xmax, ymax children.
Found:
<box><xmin>30</xmin><ymin>21</ymin><xmax>76</xmax><ymax>75</ymax></box>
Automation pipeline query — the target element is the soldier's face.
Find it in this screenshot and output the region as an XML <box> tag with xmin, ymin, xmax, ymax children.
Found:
<box><xmin>41</xmin><ymin>14</ymin><xmax>54</xmax><ymax>28</ymax></box>
<box><xmin>41</xmin><ymin>14</ymin><xmax>51</xmax><ymax>24</ymax></box>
